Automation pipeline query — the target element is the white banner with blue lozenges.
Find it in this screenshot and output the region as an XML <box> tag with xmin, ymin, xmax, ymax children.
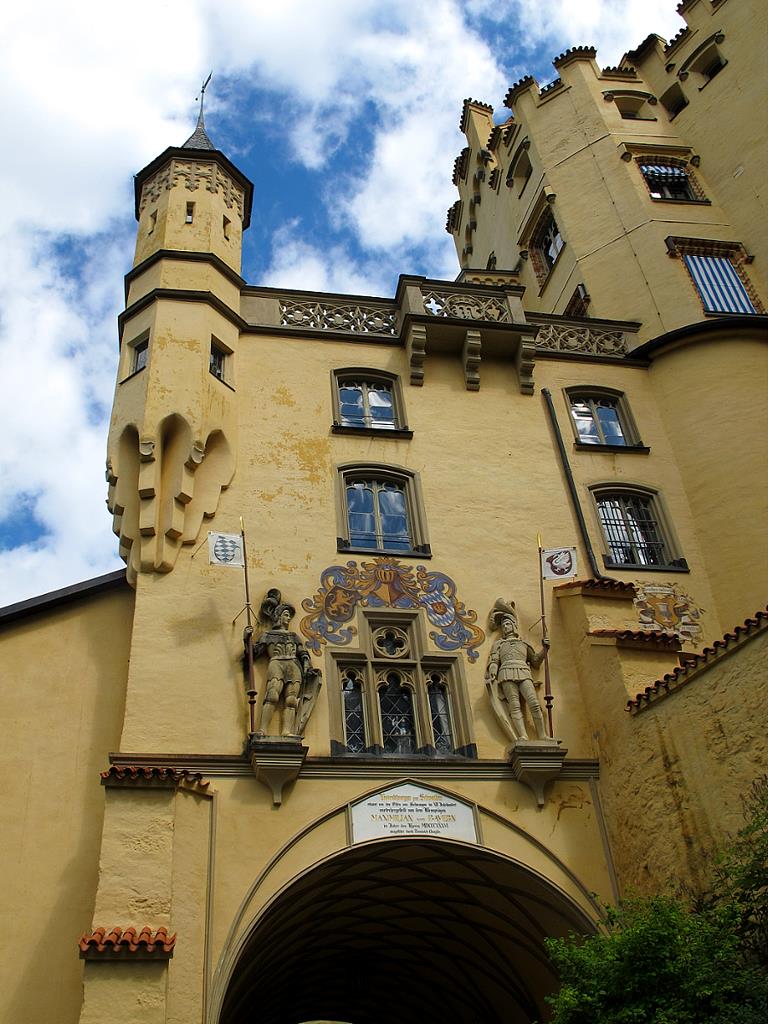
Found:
<box><xmin>208</xmin><ymin>532</ymin><xmax>245</xmax><ymax>567</ymax></box>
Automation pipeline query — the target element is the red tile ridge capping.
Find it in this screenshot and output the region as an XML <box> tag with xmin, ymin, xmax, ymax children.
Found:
<box><xmin>588</xmin><ymin>627</ymin><xmax>680</xmax><ymax>644</ymax></box>
<box><xmin>100</xmin><ymin>765</ymin><xmax>209</xmax><ymax>787</ymax></box>
<box><xmin>626</xmin><ymin>606</ymin><xmax>768</xmax><ymax>713</ymax></box>
<box><xmin>555</xmin><ymin>577</ymin><xmax>636</xmax><ymax>594</ymax></box>
<box><xmin>78</xmin><ymin>926</ymin><xmax>176</xmax><ymax>959</ymax></box>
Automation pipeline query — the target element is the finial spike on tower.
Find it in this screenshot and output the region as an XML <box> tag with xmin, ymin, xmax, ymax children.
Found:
<box><xmin>183</xmin><ymin>71</ymin><xmax>216</xmax><ymax>151</ymax></box>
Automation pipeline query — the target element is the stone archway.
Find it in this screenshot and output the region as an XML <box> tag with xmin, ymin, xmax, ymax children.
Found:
<box><xmin>218</xmin><ymin>838</ymin><xmax>596</xmax><ymax>1024</ymax></box>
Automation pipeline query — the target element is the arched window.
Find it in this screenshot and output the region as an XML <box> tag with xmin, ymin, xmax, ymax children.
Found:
<box><xmin>330</xmin><ymin>614</ymin><xmax>472</xmax><ymax>758</ymax></box>
<box><xmin>378</xmin><ymin>671</ymin><xmax>417</xmax><ymax>754</ymax></box>
<box><xmin>565</xmin><ymin>387</ymin><xmax>644</xmax><ymax>449</ymax></box>
<box><xmin>336</xmin><ymin>464</ymin><xmax>430</xmax><ymax>556</ymax></box>
<box><xmin>331</xmin><ymin>369</ymin><xmax>410</xmax><ymax>436</ymax></box>
<box><xmin>341</xmin><ymin>668</ymin><xmax>367</xmax><ymax>753</ymax></box>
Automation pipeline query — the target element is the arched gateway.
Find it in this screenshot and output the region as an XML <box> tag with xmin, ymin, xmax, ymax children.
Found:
<box><xmin>217</xmin><ymin>838</ymin><xmax>597</xmax><ymax>1024</ymax></box>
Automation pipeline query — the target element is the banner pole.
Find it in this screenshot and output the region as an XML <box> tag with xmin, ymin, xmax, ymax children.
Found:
<box><xmin>240</xmin><ymin>517</ymin><xmax>257</xmax><ymax>736</ymax></box>
<box><xmin>537</xmin><ymin>533</ymin><xmax>554</xmax><ymax>737</ymax></box>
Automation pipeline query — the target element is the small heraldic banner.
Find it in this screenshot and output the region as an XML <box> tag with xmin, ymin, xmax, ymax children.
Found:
<box><xmin>541</xmin><ymin>546</ymin><xmax>578</xmax><ymax>580</ymax></box>
<box><xmin>208</xmin><ymin>532</ymin><xmax>244</xmax><ymax>567</ymax></box>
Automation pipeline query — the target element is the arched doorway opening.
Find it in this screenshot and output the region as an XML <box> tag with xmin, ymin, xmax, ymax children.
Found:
<box><xmin>219</xmin><ymin>838</ymin><xmax>596</xmax><ymax>1024</ymax></box>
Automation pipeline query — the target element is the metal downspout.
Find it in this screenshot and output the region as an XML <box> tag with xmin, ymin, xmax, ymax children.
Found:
<box><xmin>541</xmin><ymin>387</ymin><xmax>607</xmax><ymax>580</ymax></box>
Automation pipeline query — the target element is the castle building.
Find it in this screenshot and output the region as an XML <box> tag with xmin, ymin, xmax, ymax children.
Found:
<box><xmin>1</xmin><ymin>2</ymin><xmax>766</xmax><ymax>1022</ymax></box>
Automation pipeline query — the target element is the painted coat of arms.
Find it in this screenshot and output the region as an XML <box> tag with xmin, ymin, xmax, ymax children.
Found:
<box><xmin>300</xmin><ymin>558</ymin><xmax>485</xmax><ymax>661</ymax></box>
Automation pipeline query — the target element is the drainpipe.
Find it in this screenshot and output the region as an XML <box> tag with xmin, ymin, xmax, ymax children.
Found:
<box><xmin>541</xmin><ymin>388</ymin><xmax>607</xmax><ymax>580</ymax></box>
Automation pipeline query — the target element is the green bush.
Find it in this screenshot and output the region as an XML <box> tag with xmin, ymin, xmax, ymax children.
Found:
<box><xmin>544</xmin><ymin>778</ymin><xmax>768</xmax><ymax>1024</ymax></box>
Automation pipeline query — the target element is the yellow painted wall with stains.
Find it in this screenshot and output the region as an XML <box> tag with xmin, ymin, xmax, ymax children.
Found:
<box><xmin>0</xmin><ymin>586</ymin><xmax>134</xmax><ymax>1024</ymax></box>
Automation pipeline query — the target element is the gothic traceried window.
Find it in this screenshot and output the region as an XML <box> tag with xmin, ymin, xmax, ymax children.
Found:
<box><xmin>331</xmin><ymin>615</ymin><xmax>472</xmax><ymax>758</ymax></box>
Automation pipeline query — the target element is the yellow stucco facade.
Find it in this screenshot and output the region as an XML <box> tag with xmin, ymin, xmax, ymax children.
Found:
<box><xmin>1</xmin><ymin>3</ymin><xmax>766</xmax><ymax>1021</ymax></box>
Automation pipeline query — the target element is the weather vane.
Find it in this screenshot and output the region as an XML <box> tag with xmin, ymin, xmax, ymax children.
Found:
<box><xmin>195</xmin><ymin>71</ymin><xmax>213</xmax><ymax>126</ymax></box>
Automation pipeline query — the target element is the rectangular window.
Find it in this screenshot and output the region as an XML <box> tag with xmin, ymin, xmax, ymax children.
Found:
<box><xmin>571</xmin><ymin>396</ymin><xmax>627</xmax><ymax>445</ymax></box>
<box><xmin>683</xmin><ymin>255</ymin><xmax>757</xmax><ymax>314</ymax></box>
<box><xmin>133</xmin><ymin>339</ymin><xmax>148</xmax><ymax>373</ymax></box>
<box><xmin>331</xmin><ymin>614</ymin><xmax>472</xmax><ymax>758</ymax></box>
<box><xmin>594</xmin><ymin>489</ymin><xmax>686</xmax><ymax>570</ymax></box>
<box><xmin>639</xmin><ymin>164</ymin><xmax>695</xmax><ymax>201</ymax></box>
<box><xmin>337</xmin><ymin>465</ymin><xmax>429</xmax><ymax>556</ymax></box>
<box><xmin>209</xmin><ymin>340</ymin><xmax>229</xmax><ymax>382</ymax></box>
<box><xmin>346</xmin><ymin>480</ymin><xmax>411</xmax><ymax>552</ymax></box>
<box><xmin>185</xmin><ymin>202</ymin><xmax>195</xmax><ymax>224</ymax></box>
<box><xmin>332</xmin><ymin>370</ymin><xmax>409</xmax><ymax>435</ymax></box>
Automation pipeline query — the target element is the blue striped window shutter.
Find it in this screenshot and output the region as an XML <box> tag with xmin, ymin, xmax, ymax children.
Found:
<box><xmin>683</xmin><ymin>254</ymin><xmax>756</xmax><ymax>314</ymax></box>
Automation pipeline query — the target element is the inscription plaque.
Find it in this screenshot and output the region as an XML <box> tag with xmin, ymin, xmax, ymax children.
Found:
<box><xmin>350</xmin><ymin>783</ymin><xmax>478</xmax><ymax>844</ymax></box>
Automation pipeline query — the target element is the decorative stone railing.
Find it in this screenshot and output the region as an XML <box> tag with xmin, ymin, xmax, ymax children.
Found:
<box><xmin>421</xmin><ymin>289</ymin><xmax>511</xmax><ymax>323</ymax></box>
<box><xmin>530</xmin><ymin>318</ymin><xmax>629</xmax><ymax>357</ymax></box>
<box><xmin>279</xmin><ymin>298</ymin><xmax>397</xmax><ymax>336</ymax></box>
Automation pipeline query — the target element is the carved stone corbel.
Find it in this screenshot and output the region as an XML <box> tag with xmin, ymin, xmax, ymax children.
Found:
<box><xmin>510</xmin><ymin>739</ymin><xmax>568</xmax><ymax>807</ymax></box>
<box><xmin>462</xmin><ymin>329</ymin><xmax>481</xmax><ymax>391</ymax></box>
<box><xmin>248</xmin><ymin>737</ymin><xmax>308</xmax><ymax>806</ymax></box>
<box><xmin>516</xmin><ymin>333</ymin><xmax>536</xmax><ymax>394</ymax></box>
<box><xmin>407</xmin><ymin>323</ymin><xmax>427</xmax><ymax>386</ymax></box>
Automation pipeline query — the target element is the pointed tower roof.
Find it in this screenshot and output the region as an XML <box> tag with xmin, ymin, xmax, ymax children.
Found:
<box><xmin>182</xmin><ymin>113</ymin><xmax>216</xmax><ymax>151</ymax></box>
<box><xmin>182</xmin><ymin>73</ymin><xmax>216</xmax><ymax>150</ymax></box>
<box><xmin>132</xmin><ymin>73</ymin><xmax>253</xmax><ymax>228</ymax></box>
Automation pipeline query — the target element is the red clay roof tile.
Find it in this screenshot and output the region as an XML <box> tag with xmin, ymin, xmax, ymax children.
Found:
<box><xmin>78</xmin><ymin>926</ymin><xmax>176</xmax><ymax>959</ymax></box>
<box><xmin>626</xmin><ymin>607</ymin><xmax>768</xmax><ymax>712</ymax></box>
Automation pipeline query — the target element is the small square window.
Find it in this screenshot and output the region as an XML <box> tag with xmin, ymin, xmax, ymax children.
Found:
<box><xmin>209</xmin><ymin>340</ymin><xmax>229</xmax><ymax>382</ymax></box>
<box><xmin>133</xmin><ymin>339</ymin><xmax>148</xmax><ymax>373</ymax></box>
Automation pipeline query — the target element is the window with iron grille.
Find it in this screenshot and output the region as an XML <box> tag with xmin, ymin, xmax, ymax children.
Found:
<box><xmin>332</xmin><ymin>615</ymin><xmax>473</xmax><ymax>758</ymax></box>
<box><xmin>593</xmin><ymin>488</ymin><xmax>687</xmax><ymax>570</ymax></box>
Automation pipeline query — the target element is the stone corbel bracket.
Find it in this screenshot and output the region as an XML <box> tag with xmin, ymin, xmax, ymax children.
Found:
<box><xmin>462</xmin><ymin>329</ymin><xmax>482</xmax><ymax>390</ymax></box>
<box><xmin>249</xmin><ymin>738</ymin><xmax>308</xmax><ymax>805</ymax></box>
<box><xmin>516</xmin><ymin>333</ymin><xmax>536</xmax><ymax>395</ymax></box>
<box><xmin>407</xmin><ymin>322</ymin><xmax>427</xmax><ymax>386</ymax></box>
<box><xmin>510</xmin><ymin>739</ymin><xmax>568</xmax><ymax>807</ymax></box>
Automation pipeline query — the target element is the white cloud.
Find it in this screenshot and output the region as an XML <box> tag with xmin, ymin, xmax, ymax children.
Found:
<box><xmin>0</xmin><ymin>0</ymin><xmax>691</xmax><ymax>605</ymax></box>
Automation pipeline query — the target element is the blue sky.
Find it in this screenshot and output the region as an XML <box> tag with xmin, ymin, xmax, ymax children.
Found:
<box><xmin>0</xmin><ymin>0</ymin><xmax>684</xmax><ymax>606</ymax></box>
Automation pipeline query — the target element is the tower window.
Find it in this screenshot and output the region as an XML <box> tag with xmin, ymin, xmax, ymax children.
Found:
<box><xmin>528</xmin><ymin>208</ymin><xmax>564</xmax><ymax>285</ymax></box>
<box><xmin>185</xmin><ymin>202</ymin><xmax>195</xmax><ymax>224</ymax></box>
<box><xmin>592</xmin><ymin>487</ymin><xmax>686</xmax><ymax>571</ymax></box>
<box><xmin>209</xmin><ymin>339</ymin><xmax>230</xmax><ymax>382</ymax></box>
<box><xmin>660</xmin><ymin>83</ymin><xmax>688</xmax><ymax>119</ymax></box>
<box><xmin>132</xmin><ymin>339</ymin><xmax>148</xmax><ymax>374</ymax></box>
<box><xmin>223</xmin><ymin>215</ymin><xmax>231</xmax><ymax>240</ymax></box>
<box><xmin>148</xmin><ymin>210</ymin><xmax>157</xmax><ymax>235</ymax></box>
<box><xmin>666</xmin><ymin>237</ymin><xmax>763</xmax><ymax>315</ymax></box>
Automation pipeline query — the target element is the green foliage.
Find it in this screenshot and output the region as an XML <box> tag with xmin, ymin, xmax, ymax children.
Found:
<box><xmin>712</xmin><ymin>775</ymin><xmax>768</xmax><ymax>964</ymax></box>
<box><xmin>544</xmin><ymin>778</ymin><xmax>768</xmax><ymax>1024</ymax></box>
